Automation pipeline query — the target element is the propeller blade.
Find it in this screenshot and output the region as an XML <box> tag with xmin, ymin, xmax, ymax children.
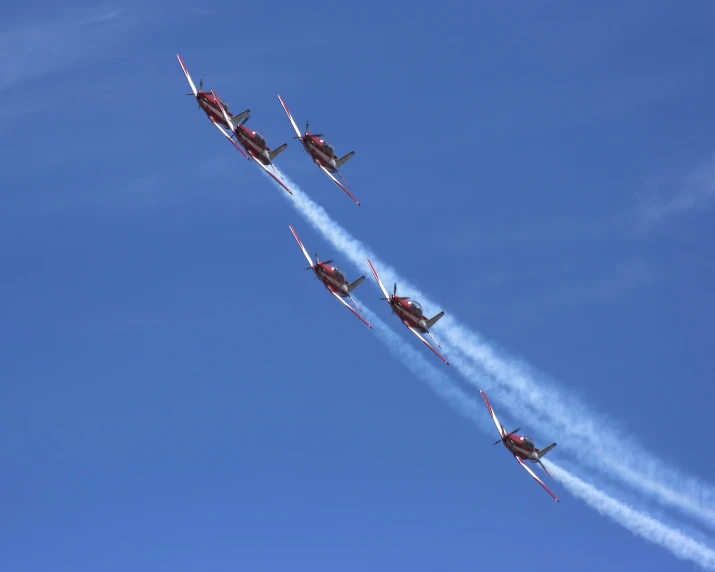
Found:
<box><xmin>199</xmin><ymin>79</ymin><xmax>203</xmax><ymax>92</ymax></box>
<box><xmin>493</xmin><ymin>438</ymin><xmax>504</xmax><ymax>445</ymax></box>
<box><xmin>313</xmin><ymin>133</ymin><xmax>324</xmax><ymax>138</ymax></box>
<box><xmin>314</xmin><ymin>251</ymin><xmax>319</xmax><ymax>264</ymax></box>
<box><xmin>393</xmin><ymin>283</ymin><xmax>397</xmax><ymax>297</ymax></box>
<box><xmin>507</xmin><ymin>427</ymin><xmax>521</xmax><ymax>436</ymax></box>
<box><xmin>322</xmin><ymin>260</ymin><xmax>334</xmax><ymax>265</ymax></box>
<box><xmin>240</xmin><ymin>115</ymin><xmax>250</xmax><ymax>126</ymax></box>
<box><xmin>305</xmin><ymin>120</ymin><xmax>309</xmax><ymax>135</ymax></box>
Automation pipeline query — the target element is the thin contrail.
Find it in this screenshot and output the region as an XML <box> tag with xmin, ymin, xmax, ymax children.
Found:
<box><xmin>270</xmin><ymin>169</ymin><xmax>715</xmax><ymax>530</ymax></box>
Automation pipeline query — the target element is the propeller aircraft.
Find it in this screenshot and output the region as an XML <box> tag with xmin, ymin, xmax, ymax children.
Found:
<box><xmin>212</xmin><ymin>91</ymin><xmax>293</xmax><ymax>196</ymax></box>
<box><xmin>289</xmin><ymin>226</ymin><xmax>371</xmax><ymax>329</ymax></box>
<box><xmin>277</xmin><ymin>94</ymin><xmax>360</xmax><ymax>206</ymax></box>
<box><xmin>177</xmin><ymin>55</ymin><xmax>249</xmax><ymax>130</ymax></box>
<box><xmin>366</xmin><ymin>259</ymin><xmax>448</xmax><ymax>364</ymax></box>
<box><xmin>480</xmin><ymin>390</ymin><xmax>559</xmax><ymax>502</ymax></box>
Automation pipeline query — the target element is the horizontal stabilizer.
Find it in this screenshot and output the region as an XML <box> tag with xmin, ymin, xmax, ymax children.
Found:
<box><xmin>347</xmin><ymin>276</ymin><xmax>365</xmax><ymax>293</ymax></box>
<box><xmin>231</xmin><ymin>109</ymin><xmax>250</xmax><ymax>125</ymax></box>
<box><xmin>269</xmin><ymin>143</ymin><xmax>288</xmax><ymax>162</ymax></box>
<box><xmin>536</xmin><ymin>443</ymin><xmax>557</xmax><ymax>459</ymax></box>
<box><xmin>425</xmin><ymin>311</ymin><xmax>444</xmax><ymax>330</ymax></box>
<box><xmin>336</xmin><ymin>151</ymin><xmax>354</xmax><ymax>168</ymax></box>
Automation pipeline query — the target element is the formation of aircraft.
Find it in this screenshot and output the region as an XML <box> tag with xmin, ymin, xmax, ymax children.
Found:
<box><xmin>177</xmin><ymin>54</ymin><xmax>562</xmax><ymax>504</ymax></box>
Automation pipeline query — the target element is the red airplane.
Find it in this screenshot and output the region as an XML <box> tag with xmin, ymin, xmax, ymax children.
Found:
<box><xmin>177</xmin><ymin>55</ymin><xmax>249</xmax><ymax>130</ymax></box>
<box><xmin>366</xmin><ymin>259</ymin><xmax>448</xmax><ymax>365</ymax></box>
<box><xmin>290</xmin><ymin>226</ymin><xmax>372</xmax><ymax>329</ymax></box>
<box><xmin>211</xmin><ymin>93</ymin><xmax>293</xmax><ymax>196</ymax></box>
<box><xmin>277</xmin><ymin>94</ymin><xmax>360</xmax><ymax>206</ymax></box>
<box><xmin>480</xmin><ymin>390</ymin><xmax>559</xmax><ymax>502</ymax></box>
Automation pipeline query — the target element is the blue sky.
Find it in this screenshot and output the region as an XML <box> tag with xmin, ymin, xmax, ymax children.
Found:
<box><xmin>2</xmin><ymin>0</ymin><xmax>715</xmax><ymax>570</ymax></box>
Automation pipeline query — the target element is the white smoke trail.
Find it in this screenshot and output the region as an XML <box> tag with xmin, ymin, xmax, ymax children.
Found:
<box><xmin>442</xmin><ymin>341</ymin><xmax>715</xmax><ymax>529</ymax></box>
<box><xmin>271</xmin><ymin>171</ymin><xmax>715</xmax><ymax>530</ymax></box>
<box><xmin>347</xmin><ymin>300</ymin><xmax>715</xmax><ymax>571</ymax></box>
<box><xmin>260</xmin><ymin>169</ymin><xmax>715</xmax><ymax>568</ymax></box>
<box><xmin>549</xmin><ymin>463</ymin><xmax>715</xmax><ymax>571</ymax></box>
<box><xmin>358</xmin><ymin>304</ymin><xmax>491</xmax><ymax>431</ymax></box>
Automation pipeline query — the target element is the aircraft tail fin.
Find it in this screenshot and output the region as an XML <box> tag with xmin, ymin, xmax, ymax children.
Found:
<box><xmin>230</xmin><ymin>109</ymin><xmax>250</xmax><ymax>125</ymax></box>
<box><xmin>347</xmin><ymin>276</ymin><xmax>365</xmax><ymax>293</ymax></box>
<box><xmin>269</xmin><ymin>143</ymin><xmax>288</xmax><ymax>162</ymax></box>
<box><xmin>336</xmin><ymin>151</ymin><xmax>355</xmax><ymax>168</ymax></box>
<box><xmin>425</xmin><ymin>311</ymin><xmax>445</xmax><ymax>329</ymax></box>
<box><xmin>536</xmin><ymin>443</ymin><xmax>557</xmax><ymax>459</ymax></box>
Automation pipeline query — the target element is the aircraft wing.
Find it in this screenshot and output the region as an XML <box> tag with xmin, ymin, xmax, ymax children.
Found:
<box><xmin>210</xmin><ymin>118</ymin><xmax>250</xmax><ymax>160</ymax></box>
<box><xmin>177</xmin><ymin>55</ymin><xmax>197</xmax><ymax>96</ymax></box>
<box><xmin>289</xmin><ymin>226</ymin><xmax>314</xmax><ymax>268</ymax></box>
<box><xmin>405</xmin><ymin>323</ymin><xmax>450</xmax><ymax>365</ymax></box>
<box><xmin>317</xmin><ymin>162</ymin><xmax>361</xmax><ymax>206</ymax></box>
<box><xmin>515</xmin><ymin>456</ymin><xmax>560</xmax><ymax>502</ymax></box>
<box><xmin>329</xmin><ymin>289</ymin><xmax>372</xmax><ymax>329</ymax></box>
<box><xmin>277</xmin><ymin>94</ymin><xmax>303</xmax><ymax>139</ymax></box>
<box><xmin>253</xmin><ymin>158</ymin><xmax>293</xmax><ymax>196</ymax></box>
<box><xmin>479</xmin><ymin>391</ymin><xmax>507</xmax><ymax>439</ymax></box>
<box><xmin>365</xmin><ymin>259</ymin><xmax>391</xmax><ymax>303</ymax></box>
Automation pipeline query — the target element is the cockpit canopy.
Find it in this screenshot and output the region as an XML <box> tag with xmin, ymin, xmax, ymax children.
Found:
<box><xmin>331</xmin><ymin>267</ymin><xmax>345</xmax><ymax>282</ymax></box>
<box><xmin>321</xmin><ymin>139</ymin><xmax>334</xmax><ymax>156</ymax></box>
<box><xmin>409</xmin><ymin>301</ymin><xmax>423</xmax><ymax>316</ymax></box>
<box><xmin>219</xmin><ymin>99</ymin><xmax>229</xmax><ymax>112</ymax></box>
<box><xmin>521</xmin><ymin>436</ymin><xmax>534</xmax><ymax>450</ymax></box>
<box><xmin>253</xmin><ymin>131</ymin><xmax>266</xmax><ymax>146</ymax></box>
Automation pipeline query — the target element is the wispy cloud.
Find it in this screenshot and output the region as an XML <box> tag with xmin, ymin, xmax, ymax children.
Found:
<box><xmin>0</xmin><ymin>7</ymin><xmax>122</xmax><ymax>94</ymax></box>
<box><xmin>546</xmin><ymin>257</ymin><xmax>657</xmax><ymax>306</ymax></box>
<box><xmin>638</xmin><ymin>155</ymin><xmax>715</xmax><ymax>231</ymax></box>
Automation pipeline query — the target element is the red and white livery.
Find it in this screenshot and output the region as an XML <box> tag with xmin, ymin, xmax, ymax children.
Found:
<box><xmin>277</xmin><ymin>94</ymin><xmax>360</xmax><ymax>206</ymax></box>
<box><xmin>177</xmin><ymin>55</ymin><xmax>249</xmax><ymax>130</ymax></box>
<box><xmin>366</xmin><ymin>259</ymin><xmax>448</xmax><ymax>365</ymax></box>
<box><xmin>289</xmin><ymin>226</ymin><xmax>371</xmax><ymax>329</ymax></box>
<box><xmin>480</xmin><ymin>390</ymin><xmax>559</xmax><ymax>502</ymax></box>
<box><xmin>212</xmin><ymin>93</ymin><xmax>293</xmax><ymax>196</ymax></box>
